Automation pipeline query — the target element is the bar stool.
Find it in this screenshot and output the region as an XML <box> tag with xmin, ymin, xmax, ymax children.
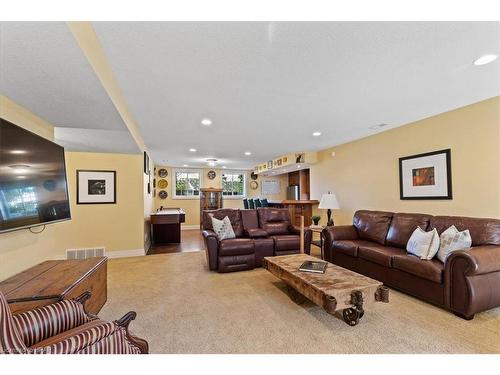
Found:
<box><xmin>248</xmin><ymin>199</ymin><xmax>255</xmax><ymax>209</ymax></box>
<box><xmin>254</xmin><ymin>198</ymin><xmax>262</xmax><ymax>208</ymax></box>
<box><xmin>243</xmin><ymin>198</ymin><xmax>249</xmax><ymax>209</ymax></box>
<box><xmin>261</xmin><ymin>198</ymin><xmax>269</xmax><ymax>207</ymax></box>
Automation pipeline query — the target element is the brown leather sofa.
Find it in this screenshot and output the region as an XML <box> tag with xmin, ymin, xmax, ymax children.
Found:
<box><xmin>202</xmin><ymin>207</ymin><xmax>312</xmax><ymax>273</ymax></box>
<box><xmin>323</xmin><ymin>210</ymin><xmax>500</xmax><ymax>320</ymax></box>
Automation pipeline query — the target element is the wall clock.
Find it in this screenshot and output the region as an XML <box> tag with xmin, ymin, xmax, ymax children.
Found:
<box><xmin>250</xmin><ymin>181</ymin><xmax>258</xmax><ymax>190</ymax></box>
<box><xmin>207</xmin><ymin>170</ymin><xmax>216</xmax><ymax>180</ymax></box>
<box><xmin>250</xmin><ymin>172</ymin><xmax>258</xmax><ymax>181</ymax></box>
<box><xmin>158</xmin><ymin>179</ymin><xmax>168</xmax><ymax>189</ymax></box>
<box><xmin>159</xmin><ymin>190</ymin><xmax>168</xmax><ymax>199</ymax></box>
<box><xmin>158</xmin><ymin>168</ymin><xmax>168</xmax><ymax>178</ymax></box>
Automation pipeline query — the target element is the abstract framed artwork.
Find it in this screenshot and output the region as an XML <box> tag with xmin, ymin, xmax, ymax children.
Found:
<box><xmin>77</xmin><ymin>170</ymin><xmax>117</xmax><ymax>204</ymax></box>
<box><xmin>399</xmin><ymin>149</ymin><xmax>452</xmax><ymax>200</ymax></box>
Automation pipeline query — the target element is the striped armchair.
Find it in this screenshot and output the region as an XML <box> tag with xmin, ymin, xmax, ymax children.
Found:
<box><xmin>0</xmin><ymin>291</ymin><xmax>148</xmax><ymax>354</ymax></box>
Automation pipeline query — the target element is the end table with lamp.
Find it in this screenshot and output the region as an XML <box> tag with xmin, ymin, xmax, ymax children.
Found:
<box><xmin>318</xmin><ymin>192</ymin><xmax>340</xmax><ymax>226</ymax></box>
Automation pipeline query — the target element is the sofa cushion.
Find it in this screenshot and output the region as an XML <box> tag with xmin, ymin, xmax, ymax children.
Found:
<box><xmin>218</xmin><ymin>238</ymin><xmax>254</xmax><ymax>256</ymax></box>
<box><xmin>332</xmin><ymin>240</ymin><xmax>377</xmax><ymax>257</ymax></box>
<box><xmin>353</xmin><ymin>210</ymin><xmax>393</xmax><ymax>245</ymax></box>
<box><xmin>386</xmin><ymin>213</ymin><xmax>432</xmax><ymax>248</ymax></box>
<box><xmin>272</xmin><ymin>235</ymin><xmax>300</xmax><ymax>251</ymax></box>
<box><xmin>406</xmin><ymin>227</ymin><xmax>440</xmax><ymax>260</ymax></box>
<box><xmin>430</xmin><ymin>216</ymin><xmax>500</xmax><ymax>246</ymax></box>
<box><xmin>358</xmin><ymin>244</ymin><xmax>404</xmax><ymax>267</ymax></box>
<box><xmin>246</xmin><ymin>228</ymin><xmax>269</xmax><ymax>238</ymax></box>
<box><xmin>203</xmin><ymin>209</ymin><xmax>244</xmax><ymax>237</ymax></box>
<box><xmin>392</xmin><ymin>254</ymin><xmax>444</xmax><ymax>284</ymax></box>
<box><xmin>210</xmin><ymin>216</ymin><xmax>236</xmax><ymax>240</ymax></box>
<box><xmin>436</xmin><ymin>225</ymin><xmax>472</xmax><ymax>263</ymax></box>
<box><xmin>262</xmin><ymin>222</ymin><xmax>289</xmax><ymax>235</ymax></box>
<box><xmin>258</xmin><ymin>208</ymin><xmax>291</xmax><ymax>235</ymax></box>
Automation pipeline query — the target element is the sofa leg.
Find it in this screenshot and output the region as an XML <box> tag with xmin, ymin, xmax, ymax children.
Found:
<box><xmin>454</xmin><ymin>312</ymin><xmax>475</xmax><ymax>320</ymax></box>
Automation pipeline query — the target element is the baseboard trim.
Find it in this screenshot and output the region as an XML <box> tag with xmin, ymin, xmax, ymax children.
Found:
<box><xmin>182</xmin><ymin>224</ymin><xmax>200</xmax><ymax>230</ymax></box>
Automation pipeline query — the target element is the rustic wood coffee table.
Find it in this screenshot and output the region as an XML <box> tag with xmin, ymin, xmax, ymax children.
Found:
<box><xmin>263</xmin><ymin>254</ymin><xmax>389</xmax><ymax>326</ymax></box>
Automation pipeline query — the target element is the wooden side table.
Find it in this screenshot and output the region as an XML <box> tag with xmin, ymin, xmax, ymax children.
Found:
<box><xmin>309</xmin><ymin>225</ymin><xmax>326</xmax><ymax>259</ymax></box>
<box><xmin>0</xmin><ymin>257</ymin><xmax>107</xmax><ymax>314</ymax></box>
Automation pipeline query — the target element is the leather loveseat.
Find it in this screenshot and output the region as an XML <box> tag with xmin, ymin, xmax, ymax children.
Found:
<box><xmin>202</xmin><ymin>208</ymin><xmax>312</xmax><ymax>273</ymax></box>
<box><xmin>322</xmin><ymin>210</ymin><xmax>500</xmax><ymax>320</ymax></box>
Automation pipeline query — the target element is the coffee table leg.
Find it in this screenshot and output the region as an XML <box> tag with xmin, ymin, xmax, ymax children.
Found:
<box><xmin>286</xmin><ymin>285</ymin><xmax>307</xmax><ymax>305</ymax></box>
<box><xmin>342</xmin><ymin>291</ymin><xmax>364</xmax><ymax>326</ymax></box>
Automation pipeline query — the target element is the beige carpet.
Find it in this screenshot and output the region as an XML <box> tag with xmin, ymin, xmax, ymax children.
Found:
<box><xmin>99</xmin><ymin>251</ymin><xmax>500</xmax><ymax>354</ymax></box>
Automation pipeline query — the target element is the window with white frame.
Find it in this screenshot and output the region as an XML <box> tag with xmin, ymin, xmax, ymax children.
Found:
<box><xmin>173</xmin><ymin>169</ymin><xmax>201</xmax><ymax>198</ymax></box>
<box><xmin>222</xmin><ymin>172</ymin><xmax>246</xmax><ymax>198</ymax></box>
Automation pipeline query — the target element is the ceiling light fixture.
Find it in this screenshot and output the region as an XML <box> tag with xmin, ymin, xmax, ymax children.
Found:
<box><xmin>16</xmin><ymin>176</ymin><xmax>27</xmax><ymax>179</ymax></box>
<box><xmin>189</xmin><ymin>148</ymin><xmax>197</xmax><ymax>152</ymax></box>
<box><xmin>10</xmin><ymin>150</ymin><xmax>27</xmax><ymax>154</ymax></box>
<box><xmin>201</xmin><ymin>118</ymin><xmax>212</xmax><ymax>126</ymax></box>
<box><xmin>206</xmin><ymin>158</ymin><xmax>218</xmax><ymax>167</ymax></box>
<box><xmin>244</xmin><ymin>152</ymin><xmax>252</xmax><ymax>156</ymax></box>
<box><xmin>473</xmin><ymin>54</ymin><xmax>498</xmax><ymax>66</ymax></box>
<box><xmin>369</xmin><ymin>123</ymin><xmax>389</xmax><ymax>130</ymax></box>
<box><xmin>312</xmin><ymin>131</ymin><xmax>321</xmax><ymax>137</ymax></box>
<box><xmin>222</xmin><ymin>166</ymin><xmax>227</xmax><ymax>169</ymax></box>
<box><xmin>183</xmin><ymin>164</ymin><xmax>188</xmax><ymax>167</ymax></box>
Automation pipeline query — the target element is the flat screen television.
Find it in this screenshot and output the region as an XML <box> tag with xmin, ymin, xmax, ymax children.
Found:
<box><xmin>0</xmin><ymin>118</ymin><xmax>71</xmax><ymax>233</ymax></box>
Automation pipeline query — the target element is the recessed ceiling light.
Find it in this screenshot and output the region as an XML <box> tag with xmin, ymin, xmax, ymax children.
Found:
<box><xmin>369</xmin><ymin>123</ymin><xmax>389</xmax><ymax>130</ymax></box>
<box><xmin>201</xmin><ymin>118</ymin><xmax>212</xmax><ymax>126</ymax></box>
<box><xmin>222</xmin><ymin>166</ymin><xmax>227</xmax><ymax>169</ymax></box>
<box><xmin>16</xmin><ymin>175</ymin><xmax>27</xmax><ymax>179</ymax></box>
<box><xmin>312</xmin><ymin>131</ymin><xmax>321</xmax><ymax>137</ymax></box>
<box><xmin>10</xmin><ymin>150</ymin><xmax>27</xmax><ymax>154</ymax></box>
<box><xmin>244</xmin><ymin>152</ymin><xmax>252</xmax><ymax>156</ymax></box>
<box><xmin>473</xmin><ymin>54</ymin><xmax>498</xmax><ymax>66</ymax></box>
<box><xmin>183</xmin><ymin>164</ymin><xmax>188</xmax><ymax>167</ymax></box>
<box><xmin>189</xmin><ymin>148</ymin><xmax>197</xmax><ymax>152</ymax></box>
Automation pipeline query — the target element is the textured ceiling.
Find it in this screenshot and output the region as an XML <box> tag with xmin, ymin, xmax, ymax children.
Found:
<box><xmin>93</xmin><ymin>21</ymin><xmax>500</xmax><ymax>169</ymax></box>
<box><xmin>0</xmin><ymin>22</ymin><xmax>139</xmax><ymax>154</ymax></box>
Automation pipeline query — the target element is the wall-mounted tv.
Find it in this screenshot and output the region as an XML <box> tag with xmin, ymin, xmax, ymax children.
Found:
<box><xmin>0</xmin><ymin>118</ymin><xmax>71</xmax><ymax>233</ymax></box>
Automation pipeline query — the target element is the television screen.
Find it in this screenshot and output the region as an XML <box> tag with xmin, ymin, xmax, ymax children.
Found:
<box><xmin>0</xmin><ymin>118</ymin><xmax>71</xmax><ymax>233</ymax></box>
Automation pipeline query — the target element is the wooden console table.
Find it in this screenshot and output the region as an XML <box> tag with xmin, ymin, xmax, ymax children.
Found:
<box><xmin>0</xmin><ymin>257</ymin><xmax>107</xmax><ymax>314</ymax></box>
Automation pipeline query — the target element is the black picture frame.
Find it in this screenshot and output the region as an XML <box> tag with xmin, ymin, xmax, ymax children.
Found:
<box><xmin>76</xmin><ymin>170</ymin><xmax>117</xmax><ymax>204</ymax></box>
<box><xmin>144</xmin><ymin>151</ymin><xmax>150</xmax><ymax>175</ymax></box>
<box><xmin>399</xmin><ymin>149</ymin><xmax>452</xmax><ymax>200</ymax></box>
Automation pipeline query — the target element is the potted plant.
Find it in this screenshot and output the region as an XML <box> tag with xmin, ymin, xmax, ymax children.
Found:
<box><xmin>311</xmin><ymin>215</ymin><xmax>321</xmax><ymax>226</ymax></box>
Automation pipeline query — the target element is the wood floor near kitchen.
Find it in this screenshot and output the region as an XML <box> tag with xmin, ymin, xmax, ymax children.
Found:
<box><xmin>147</xmin><ymin>230</ymin><xmax>205</xmax><ymax>255</ymax></box>
<box><xmin>147</xmin><ymin>229</ymin><xmax>323</xmax><ymax>257</ymax></box>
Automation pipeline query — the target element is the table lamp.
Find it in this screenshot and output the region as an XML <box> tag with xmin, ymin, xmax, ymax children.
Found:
<box><xmin>318</xmin><ymin>192</ymin><xmax>340</xmax><ymax>226</ymax></box>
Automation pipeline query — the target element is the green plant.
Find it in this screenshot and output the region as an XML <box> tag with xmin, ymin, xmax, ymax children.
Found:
<box><xmin>311</xmin><ymin>215</ymin><xmax>321</xmax><ymax>225</ymax></box>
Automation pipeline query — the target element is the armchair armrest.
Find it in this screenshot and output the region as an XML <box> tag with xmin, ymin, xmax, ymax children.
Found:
<box><xmin>446</xmin><ymin>246</ymin><xmax>500</xmax><ymax>276</ymax></box>
<box><xmin>202</xmin><ymin>229</ymin><xmax>219</xmax><ymax>271</ymax></box>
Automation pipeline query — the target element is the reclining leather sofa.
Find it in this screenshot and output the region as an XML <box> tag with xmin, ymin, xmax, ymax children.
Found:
<box><xmin>202</xmin><ymin>207</ymin><xmax>312</xmax><ymax>273</ymax></box>
<box><xmin>322</xmin><ymin>210</ymin><xmax>500</xmax><ymax>320</ymax></box>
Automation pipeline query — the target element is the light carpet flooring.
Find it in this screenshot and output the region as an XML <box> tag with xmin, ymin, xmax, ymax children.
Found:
<box><xmin>99</xmin><ymin>251</ymin><xmax>500</xmax><ymax>354</ymax></box>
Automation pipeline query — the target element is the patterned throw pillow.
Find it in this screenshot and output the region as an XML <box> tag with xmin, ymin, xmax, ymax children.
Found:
<box><xmin>436</xmin><ymin>225</ymin><xmax>472</xmax><ymax>263</ymax></box>
<box><xmin>210</xmin><ymin>215</ymin><xmax>236</xmax><ymax>240</ymax></box>
<box><xmin>406</xmin><ymin>227</ymin><xmax>440</xmax><ymax>260</ymax></box>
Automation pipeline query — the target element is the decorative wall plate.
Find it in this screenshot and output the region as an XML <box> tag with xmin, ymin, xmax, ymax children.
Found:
<box><xmin>159</xmin><ymin>190</ymin><xmax>168</xmax><ymax>199</ymax></box>
<box><xmin>207</xmin><ymin>170</ymin><xmax>216</xmax><ymax>180</ymax></box>
<box><xmin>250</xmin><ymin>181</ymin><xmax>258</xmax><ymax>190</ymax></box>
<box><xmin>158</xmin><ymin>168</ymin><xmax>168</xmax><ymax>178</ymax></box>
<box><xmin>158</xmin><ymin>179</ymin><xmax>168</xmax><ymax>189</ymax></box>
<box><xmin>250</xmin><ymin>172</ymin><xmax>258</xmax><ymax>181</ymax></box>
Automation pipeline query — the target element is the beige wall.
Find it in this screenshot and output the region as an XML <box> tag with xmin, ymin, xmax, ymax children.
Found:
<box><xmin>153</xmin><ymin>167</ymin><xmax>288</xmax><ymax>226</ymax></box>
<box><xmin>311</xmin><ymin>96</ymin><xmax>500</xmax><ymax>226</ymax></box>
<box><xmin>0</xmin><ymin>98</ymin><xmax>146</xmax><ymax>280</ymax></box>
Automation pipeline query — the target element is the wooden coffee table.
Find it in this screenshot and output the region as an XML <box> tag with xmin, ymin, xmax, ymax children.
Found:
<box><xmin>263</xmin><ymin>254</ymin><xmax>389</xmax><ymax>326</ymax></box>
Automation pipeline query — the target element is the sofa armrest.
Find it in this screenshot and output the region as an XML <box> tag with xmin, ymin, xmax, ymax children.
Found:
<box><xmin>446</xmin><ymin>246</ymin><xmax>500</xmax><ymax>276</ymax></box>
<box><xmin>202</xmin><ymin>230</ymin><xmax>219</xmax><ymax>271</ymax></box>
<box><xmin>288</xmin><ymin>225</ymin><xmax>301</xmax><ymax>235</ymax></box>
<box><xmin>322</xmin><ymin>225</ymin><xmax>358</xmax><ymax>262</ymax></box>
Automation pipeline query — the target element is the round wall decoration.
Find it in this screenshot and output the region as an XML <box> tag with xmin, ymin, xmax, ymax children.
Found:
<box><xmin>250</xmin><ymin>172</ymin><xmax>258</xmax><ymax>181</ymax></box>
<box><xmin>158</xmin><ymin>179</ymin><xmax>168</xmax><ymax>189</ymax></box>
<box><xmin>250</xmin><ymin>181</ymin><xmax>259</xmax><ymax>190</ymax></box>
<box><xmin>159</xmin><ymin>190</ymin><xmax>168</xmax><ymax>199</ymax></box>
<box><xmin>207</xmin><ymin>170</ymin><xmax>216</xmax><ymax>180</ymax></box>
<box><xmin>158</xmin><ymin>168</ymin><xmax>168</xmax><ymax>178</ymax></box>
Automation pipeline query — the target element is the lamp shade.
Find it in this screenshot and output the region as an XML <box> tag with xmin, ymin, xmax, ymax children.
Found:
<box><xmin>318</xmin><ymin>193</ymin><xmax>340</xmax><ymax>209</ymax></box>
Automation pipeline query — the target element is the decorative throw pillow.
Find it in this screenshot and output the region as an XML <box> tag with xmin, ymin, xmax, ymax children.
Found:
<box><xmin>436</xmin><ymin>225</ymin><xmax>472</xmax><ymax>263</ymax></box>
<box><xmin>210</xmin><ymin>215</ymin><xmax>236</xmax><ymax>240</ymax></box>
<box><xmin>406</xmin><ymin>227</ymin><xmax>440</xmax><ymax>260</ymax></box>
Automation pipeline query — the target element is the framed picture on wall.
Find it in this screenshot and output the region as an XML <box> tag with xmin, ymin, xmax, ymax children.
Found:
<box><xmin>143</xmin><ymin>151</ymin><xmax>150</xmax><ymax>175</ymax></box>
<box><xmin>77</xmin><ymin>170</ymin><xmax>116</xmax><ymax>204</ymax></box>
<box><xmin>399</xmin><ymin>149</ymin><xmax>452</xmax><ymax>200</ymax></box>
